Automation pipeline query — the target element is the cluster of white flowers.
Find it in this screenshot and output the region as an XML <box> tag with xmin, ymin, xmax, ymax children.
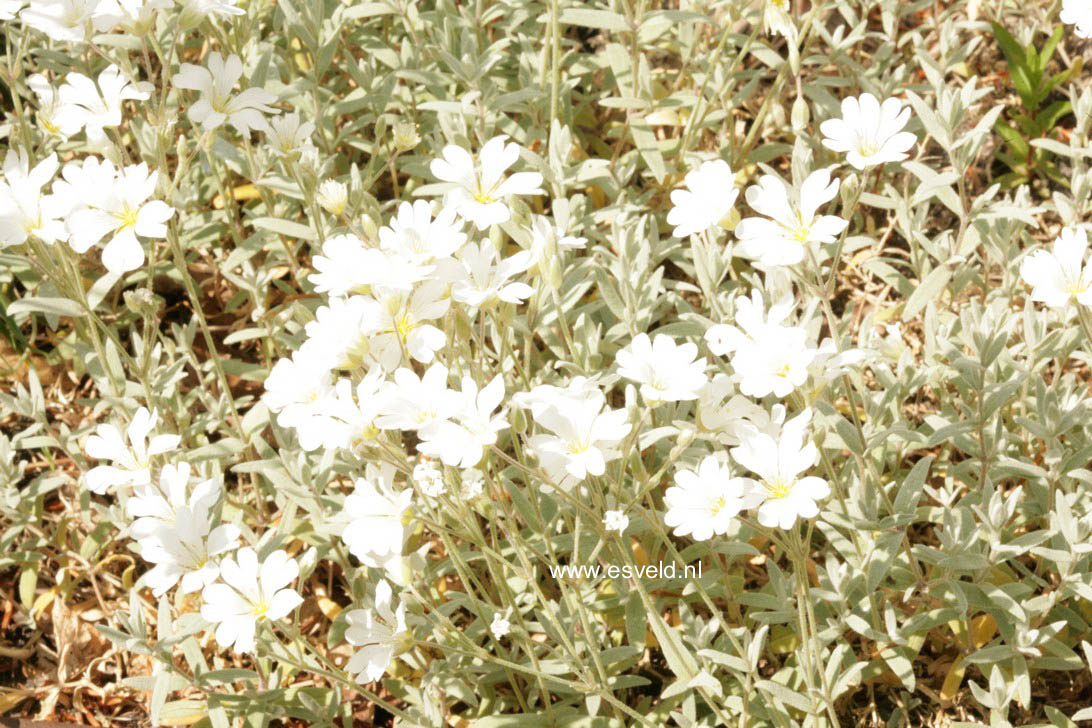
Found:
<box><xmin>80</xmin><ymin>407</ymin><xmax>302</xmax><ymax>654</ymax></box>
<box><xmin>256</xmin><ymin>134</ymin><xmax>565</xmax><ymax>678</ymax></box>
<box><xmin>0</xmin><ymin>146</ymin><xmax>174</xmax><ymax>273</ymax></box>
<box><xmin>6</xmin><ymin>0</ymin><xmax>241</xmax><ymax>41</ymax></box>
<box><xmin>15</xmin><ymin>0</ymin><xmax>1092</xmax><ymax>716</ymax></box>
<box><xmin>656</xmin><ymin>93</ymin><xmax>917</xmax><ymax>539</ymax></box>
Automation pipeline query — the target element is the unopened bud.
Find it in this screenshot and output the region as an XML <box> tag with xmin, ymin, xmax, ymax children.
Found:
<box><xmin>791</xmin><ymin>95</ymin><xmax>810</xmax><ymax>133</ymax></box>
<box><xmin>392</xmin><ymin>119</ymin><xmax>421</xmax><ymax>151</ymax></box>
<box><xmin>840</xmin><ymin>173</ymin><xmax>860</xmax><ymax>208</ymax></box>
<box><xmin>124</xmin><ymin>288</ymin><xmax>163</xmax><ymax>318</ymax></box>
<box><xmin>174</xmin><ymin>134</ymin><xmax>190</xmax><ymax>178</ymax></box>
<box><xmin>1078</xmin><ymin>88</ymin><xmax>1092</xmax><ymax>137</ymax></box>
<box><xmin>510</xmin><ymin>406</ymin><xmax>528</xmax><ymax>435</ymax></box>
<box><xmin>360</xmin><ymin>213</ymin><xmax>379</xmax><ymax>242</ymax></box>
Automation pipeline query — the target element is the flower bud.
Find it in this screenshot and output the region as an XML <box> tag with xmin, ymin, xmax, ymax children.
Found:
<box><xmin>392</xmin><ymin>119</ymin><xmax>421</xmax><ymax>151</ymax></box>
<box><xmin>1078</xmin><ymin>88</ymin><xmax>1092</xmax><ymax>137</ymax></box>
<box><xmin>360</xmin><ymin>213</ymin><xmax>379</xmax><ymax>242</ymax></box>
<box><xmin>840</xmin><ymin>173</ymin><xmax>860</xmax><ymax>208</ymax></box>
<box><xmin>124</xmin><ymin>288</ymin><xmax>164</xmax><ymax>319</ymax></box>
<box><xmin>177</xmin><ymin>2</ymin><xmax>205</xmax><ymax>31</ymax></box>
<box><xmin>297</xmin><ymin>546</ymin><xmax>319</xmax><ymax>580</ymax></box>
<box><xmin>791</xmin><ymin>95</ymin><xmax>810</xmax><ymax>133</ymax></box>
<box><xmin>174</xmin><ymin>134</ymin><xmax>190</xmax><ymax>179</ymax></box>
<box><xmin>509</xmin><ymin>405</ymin><xmax>528</xmax><ymax>435</ymax></box>
<box><xmin>769</xmin><ymin>101</ymin><xmax>787</xmax><ymax>132</ymax></box>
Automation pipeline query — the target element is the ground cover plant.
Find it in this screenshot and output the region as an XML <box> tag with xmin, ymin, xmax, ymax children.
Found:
<box><xmin>7</xmin><ymin>0</ymin><xmax>1092</xmax><ymax>725</ymax></box>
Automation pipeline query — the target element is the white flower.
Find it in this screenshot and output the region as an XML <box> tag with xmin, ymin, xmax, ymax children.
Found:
<box><xmin>730</xmin><ymin>409</ymin><xmax>830</xmax><ymax>529</ymax></box>
<box><xmin>413</xmin><ymin>461</ymin><xmax>446</xmax><ymax>498</ymax></box>
<box><xmin>820</xmin><ymin>93</ymin><xmax>916</xmax><ymax>170</ymax></box>
<box><xmin>201</xmin><ymin>548</ymin><xmax>303</xmax><ymax>654</ymax></box>
<box><xmin>20</xmin><ymin>0</ymin><xmax>106</xmax><ymax>42</ymax></box>
<box><xmin>82</xmin><ymin>407</ymin><xmax>180</xmax><ymax>494</ymax></box>
<box><xmin>378</xmin><ymin>200</ymin><xmax>467</xmax><ymax>263</ymax></box>
<box><xmin>93</xmin><ymin>0</ymin><xmax>170</xmax><ymax>34</ymax></box>
<box><xmin>262</xmin><ymin>347</ymin><xmax>339</xmax><ymax>450</ymax></box>
<box><xmin>129</xmin><ymin>463</ymin><xmax>240</xmax><ymax>596</ymax></box>
<box><xmin>490</xmin><ymin>612</ymin><xmax>511</xmax><ymax>640</ymax></box>
<box><xmin>316</xmin><ymin>179</ymin><xmax>348</xmax><ymax>215</ymax></box>
<box><xmin>316</xmin><ymin>370</ymin><xmax>385</xmax><ymax>451</ymax></box>
<box><xmin>126</xmin><ymin>463</ymin><xmax>203</xmax><ymax>529</ymax></box>
<box><xmin>57</xmin><ymin>65</ymin><xmax>153</xmax><ymax>145</ymax></box>
<box><xmin>616</xmin><ymin>333</ymin><xmax>707</xmax><ymax>403</ymax></box>
<box><xmin>0</xmin><ymin>150</ymin><xmax>70</xmax><ymax>247</ymax></box>
<box><xmin>763</xmin><ymin>0</ymin><xmax>796</xmax><ymax>39</ymax></box>
<box><xmin>258</xmin><ymin>112</ymin><xmax>315</xmax><ymax>158</ymax></box>
<box><xmin>450</xmin><ymin>241</ymin><xmax>534</xmax><ymax>309</ymax></box>
<box><xmin>663</xmin><ymin>456</ymin><xmax>753</xmax><ymax>541</ymax></box>
<box><xmin>302</xmin><ymin>296</ymin><xmax>383</xmax><ymax>370</ymax></box>
<box><xmin>461</xmin><ymin>469</ymin><xmax>485</xmax><ymax>499</ymax></box>
<box><xmin>667</xmin><ymin>160</ymin><xmax>738</xmax><ymax>238</ymax></box>
<box><xmin>342</xmin><ymin>464</ymin><xmax>413</xmax><ymax>566</ymax></box>
<box><xmin>369</xmin><ymin>282</ymin><xmax>450</xmax><ymax>370</ymax></box>
<box><xmin>1062</xmin><ymin>0</ymin><xmax>1092</xmax><ymax>38</ymax></box>
<box><xmin>177</xmin><ymin>0</ymin><xmax>244</xmax><ymax>23</ymax></box>
<box><xmin>375</xmin><ymin>364</ymin><xmax>460</xmax><ymax>432</ymax></box>
<box><xmin>309</xmin><ymin>233</ymin><xmax>431</xmax><ymax>297</ymax></box>
<box><xmin>705</xmin><ymin>290</ymin><xmax>816</xmax><ymax>399</ymax></box>
<box><xmin>527</xmin><ymin>386</ymin><xmax>630</xmax><ymax>483</ymax></box>
<box><xmin>417</xmin><ymin>375</ymin><xmax>508</xmax><ymax>468</ymax></box>
<box><xmin>1019</xmin><ymin>227</ymin><xmax>1092</xmax><ymax>308</ymax></box>
<box><xmin>27</xmin><ymin>74</ymin><xmax>81</xmax><ymax>140</ymax></box>
<box><xmin>373</xmin><ymin>542</ymin><xmax>431</xmax><ymax>588</ymax></box>
<box><xmin>344</xmin><ymin>580</ymin><xmax>410</xmax><ymax>683</ymax></box>
<box><xmin>807</xmin><ymin>339</ymin><xmax>867</xmax><ymax>392</ymax></box>
<box><xmin>603</xmin><ymin>510</ymin><xmax>629</xmax><ymax>533</ymax></box>
<box><xmin>735</xmin><ymin>168</ymin><xmax>848</xmax><ymax>267</ymax></box>
<box><xmin>512</xmin><ymin>376</ymin><xmax>603</xmax><ymax>420</ymax></box>
<box><xmin>527</xmin><ymin>213</ymin><xmax>586</xmax><ymax>271</ymax></box>
<box><xmin>0</xmin><ymin>1</ymin><xmax>25</xmax><ymax>21</ymax></box>
<box><xmin>430</xmin><ymin>135</ymin><xmax>544</xmax><ymax>230</ymax></box>
<box><xmin>62</xmin><ymin>159</ymin><xmax>175</xmax><ymax>273</ymax></box>
<box><xmin>699</xmin><ymin>376</ymin><xmax>787</xmax><ymax>445</ymax></box>
<box><xmin>172</xmin><ymin>52</ymin><xmax>278</xmax><ymax>135</ymax></box>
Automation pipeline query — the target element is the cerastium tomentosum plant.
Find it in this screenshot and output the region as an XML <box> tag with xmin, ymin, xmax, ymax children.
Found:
<box><xmin>4</xmin><ymin>0</ymin><xmax>1092</xmax><ymax>726</ymax></box>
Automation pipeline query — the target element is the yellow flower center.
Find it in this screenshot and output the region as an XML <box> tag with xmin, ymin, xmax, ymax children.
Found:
<box><xmin>253</xmin><ymin>601</ymin><xmax>270</xmax><ymax>621</ymax></box>
<box><xmin>473</xmin><ymin>180</ymin><xmax>497</xmax><ymax>205</ymax></box>
<box><xmin>859</xmin><ymin>143</ymin><xmax>878</xmax><ymax>157</ymax></box>
<box><xmin>766</xmin><ymin>480</ymin><xmax>792</xmax><ymax>500</ymax></box>
<box><xmin>1067</xmin><ymin>281</ymin><xmax>1089</xmax><ymax>297</ymax></box>
<box><xmin>117</xmin><ymin>205</ymin><xmax>139</xmax><ymax>230</ymax></box>
<box><xmin>790</xmin><ymin>211</ymin><xmax>810</xmax><ymax>242</ymax></box>
<box><xmin>775</xmin><ymin>363</ymin><xmax>791</xmax><ymax>379</ymax></box>
<box><xmin>395</xmin><ymin>315</ymin><xmax>417</xmax><ymax>341</ymax></box>
<box><xmin>710</xmin><ymin>496</ymin><xmax>728</xmax><ymax>515</ymax></box>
